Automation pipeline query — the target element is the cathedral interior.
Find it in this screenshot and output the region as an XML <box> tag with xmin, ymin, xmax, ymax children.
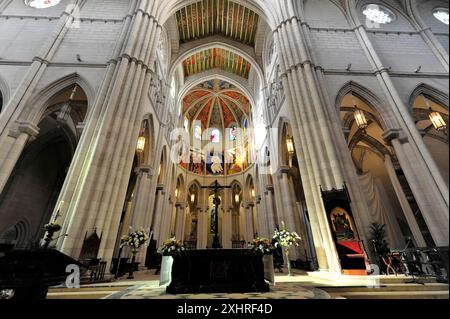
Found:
<box><xmin>0</xmin><ymin>0</ymin><xmax>448</xmax><ymax>300</ymax></box>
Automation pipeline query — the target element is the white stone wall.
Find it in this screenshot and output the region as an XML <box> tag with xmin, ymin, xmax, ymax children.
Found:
<box><xmin>0</xmin><ymin>0</ymin><xmax>447</xmax><ymax>268</ymax></box>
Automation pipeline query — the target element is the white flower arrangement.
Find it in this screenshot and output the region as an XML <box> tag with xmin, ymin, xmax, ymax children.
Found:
<box><xmin>157</xmin><ymin>237</ymin><xmax>186</xmax><ymax>256</ymax></box>
<box><xmin>248</xmin><ymin>238</ymin><xmax>274</xmax><ymax>255</ymax></box>
<box><xmin>273</xmin><ymin>228</ymin><xmax>301</xmax><ymax>248</ymax></box>
<box><xmin>120</xmin><ymin>228</ymin><xmax>149</xmax><ymax>250</ymax></box>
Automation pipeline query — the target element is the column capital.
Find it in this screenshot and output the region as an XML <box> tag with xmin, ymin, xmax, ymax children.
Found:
<box><xmin>175</xmin><ymin>202</ymin><xmax>186</xmax><ymax>209</ymax></box>
<box><xmin>265</xmin><ymin>185</ymin><xmax>274</xmax><ymax>193</ymax></box>
<box><xmin>244</xmin><ymin>201</ymin><xmax>255</xmax><ymax>209</ymax></box>
<box><xmin>276</xmin><ymin>165</ymin><xmax>293</xmax><ymax>176</ymax></box>
<box><xmin>135</xmin><ymin>165</ymin><xmax>154</xmax><ymax>176</ymax></box>
<box><xmin>9</xmin><ymin>121</ymin><xmax>40</xmax><ymax>139</ymax></box>
<box><xmin>383</xmin><ymin>128</ymin><xmax>408</xmax><ymax>145</ymax></box>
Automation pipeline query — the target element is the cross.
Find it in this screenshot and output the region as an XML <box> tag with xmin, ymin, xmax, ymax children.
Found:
<box><xmin>202</xmin><ymin>180</ymin><xmax>232</xmax><ymax>249</ymax></box>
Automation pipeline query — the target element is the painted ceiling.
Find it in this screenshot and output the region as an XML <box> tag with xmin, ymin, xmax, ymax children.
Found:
<box><xmin>182</xmin><ymin>48</ymin><xmax>252</xmax><ymax>79</ymax></box>
<box><xmin>182</xmin><ymin>79</ymin><xmax>251</xmax><ymax>130</ymax></box>
<box><xmin>175</xmin><ymin>0</ymin><xmax>259</xmax><ymax>46</ymax></box>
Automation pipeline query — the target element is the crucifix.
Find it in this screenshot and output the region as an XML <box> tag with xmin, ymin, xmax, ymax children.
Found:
<box><xmin>202</xmin><ymin>180</ymin><xmax>231</xmax><ymax>249</ymax></box>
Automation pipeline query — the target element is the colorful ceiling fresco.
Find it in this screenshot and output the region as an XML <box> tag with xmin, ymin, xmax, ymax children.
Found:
<box><xmin>182</xmin><ymin>48</ymin><xmax>252</xmax><ymax>79</ymax></box>
<box><xmin>175</xmin><ymin>0</ymin><xmax>259</xmax><ymax>46</ymax></box>
<box><xmin>182</xmin><ymin>79</ymin><xmax>251</xmax><ymax>131</ymax></box>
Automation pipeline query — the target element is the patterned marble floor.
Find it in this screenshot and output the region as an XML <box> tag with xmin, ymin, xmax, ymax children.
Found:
<box><xmin>104</xmin><ymin>282</ymin><xmax>331</xmax><ymax>299</ymax></box>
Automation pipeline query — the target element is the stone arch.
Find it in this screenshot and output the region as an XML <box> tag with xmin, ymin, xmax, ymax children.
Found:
<box><xmin>158</xmin><ymin>146</ymin><xmax>169</xmax><ymax>184</ymax></box>
<box><xmin>304</xmin><ymin>0</ymin><xmax>351</xmax><ymax>28</ymax></box>
<box><xmin>176</xmin><ymin>174</ymin><xmax>186</xmax><ymax>200</ymax></box>
<box><xmin>408</xmin><ymin>83</ymin><xmax>449</xmax><ymax>112</ymax></box>
<box><xmin>177</xmin><ymin>70</ymin><xmax>258</xmax><ymax>109</ymax></box>
<box><xmin>277</xmin><ymin>117</ymin><xmax>293</xmax><ymax>168</ymax></box>
<box><xmin>161</xmin><ymin>0</ymin><xmax>274</xmax><ymax>30</ymax></box>
<box><xmin>169</xmin><ymin>41</ymin><xmax>265</xmax><ymax>84</ymax></box>
<box><xmin>245</xmin><ymin>174</ymin><xmax>255</xmax><ymax>201</ymax></box>
<box><xmin>24</xmin><ymin>73</ymin><xmax>94</xmax><ymax>126</ymax></box>
<box><xmin>139</xmin><ymin>113</ymin><xmax>156</xmax><ymax>165</ymax></box>
<box><xmin>409</xmin><ymin>83</ymin><xmax>449</xmax><ymax>186</ymax></box>
<box><xmin>335</xmin><ymin>81</ymin><xmax>394</xmax><ymax>130</ymax></box>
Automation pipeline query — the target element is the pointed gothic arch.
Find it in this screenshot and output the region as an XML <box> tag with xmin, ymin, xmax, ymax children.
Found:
<box><xmin>335</xmin><ymin>81</ymin><xmax>394</xmax><ymax>130</ymax></box>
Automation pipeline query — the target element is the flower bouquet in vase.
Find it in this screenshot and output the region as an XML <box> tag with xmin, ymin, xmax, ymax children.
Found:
<box><xmin>157</xmin><ymin>237</ymin><xmax>185</xmax><ymax>256</ymax></box>
<box><xmin>249</xmin><ymin>237</ymin><xmax>276</xmax><ymax>284</ymax></box>
<box><xmin>157</xmin><ymin>237</ymin><xmax>185</xmax><ymax>286</ymax></box>
<box><xmin>120</xmin><ymin>228</ymin><xmax>150</xmax><ymax>279</ymax></box>
<box><xmin>248</xmin><ymin>237</ymin><xmax>274</xmax><ymax>255</ymax></box>
<box><xmin>273</xmin><ymin>225</ymin><xmax>301</xmax><ymax>276</ymax></box>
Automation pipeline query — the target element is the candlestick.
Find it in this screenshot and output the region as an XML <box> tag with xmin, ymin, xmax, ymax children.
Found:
<box><xmin>54</xmin><ymin>201</ymin><xmax>65</xmax><ymax>222</ymax></box>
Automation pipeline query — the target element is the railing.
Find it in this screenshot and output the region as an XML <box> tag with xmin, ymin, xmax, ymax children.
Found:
<box><xmin>385</xmin><ymin>247</ymin><xmax>449</xmax><ymax>283</ymax></box>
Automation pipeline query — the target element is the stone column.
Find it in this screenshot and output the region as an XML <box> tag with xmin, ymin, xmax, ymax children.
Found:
<box><xmin>152</xmin><ymin>185</ymin><xmax>166</xmax><ymax>245</ymax></box>
<box><xmin>197</xmin><ymin>188</ymin><xmax>208</xmax><ymax>249</ymax></box>
<box><xmin>129</xmin><ymin>165</ymin><xmax>154</xmax><ymax>229</ymax></box>
<box><xmin>0</xmin><ymin>123</ymin><xmax>40</xmax><ymax>190</ymax></box>
<box><xmin>264</xmin><ymin>185</ymin><xmax>277</xmax><ymax>236</ymax></box>
<box><xmin>184</xmin><ymin>206</ymin><xmax>192</xmax><ymax>241</ymax></box>
<box><xmin>384</xmin><ymin>154</ymin><xmax>427</xmax><ymax>247</ymax></box>
<box><xmin>197</xmin><ymin>208</ymin><xmax>207</xmax><ymax>249</ymax></box>
<box><xmin>244</xmin><ymin>202</ymin><xmax>255</xmax><ymax>243</ymax></box>
<box><xmin>222</xmin><ymin>207</ymin><xmax>233</xmax><ymax>249</ymax></box>
<box><xmin>257</xmin><ymin>189</ymin><xmax>271</xmax><ymax>238</ymax></box>
<box><xmin>384</xmin><ymin>129</ymin><xmax>448</xmax><ymax>246</ymax></box>
<box><xmin>174</xmin><ymin>203</ymin><xmax>185</xmax><ymax>241</ymax></box>
<box><xmin>347</xmin><ymin>0</ymin><xmax>449</xmax><ymax>246</ymax></box>
<box><xmin>53</xmin><ymin>1</ymin><xmax>165</xmax><ymax>267</ymax></box>
<box><xmin>268</xmin><ymin>0</ymin><xmax>342</xmax><ymax>272</ymax></box>
<box><xmin>239</xmin><ymin>204</ymin><xmax>246</xmax><ymax>242</ymax></box>
<box><xmin>313</xmin><ymin>66</ymin><xmax>376</xmax><ymax>259</ymax></box>
<box><xmin>277</xmin><ymin>167</ymin><xmax>301</xmax><ymax>260</ymax></box>
<box><xmin>221</xmin><ymin>190</ymin><xmax>232</xmax><ymax>249</ymax></box>
<box><xmin>0</xmin><ymin>0</ymin><xmax>87</xmax><ymax>194</ymax></box>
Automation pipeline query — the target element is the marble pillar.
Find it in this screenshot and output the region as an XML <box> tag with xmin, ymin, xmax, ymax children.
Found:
<box><xmin>384</xmin><ymin>155</ymin><xmax>427</xmax><ymax>247</ymax></box>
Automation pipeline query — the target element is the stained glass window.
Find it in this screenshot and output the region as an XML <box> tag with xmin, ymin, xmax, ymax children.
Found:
<box><xmin>194</xmin><ymin>124</ymin><xmax>202</xmax><ymax>140</ymax></box>
<box><xmin>211</xmin><ymin>129</ymin><xmax>220</xmax><ymax>143</ymax></box>
<box><xmin>362</xmin><ymin>4</ymin><xmax>395</xmax><ymax>24</ymax></box>
<box><xmin>434</xmin><ymin>8</ymin><xmax>449</xmax><ymax>25</ymax></box>
<box><xmin>229</xmin><ymin>125</ymin><xmax>237</xmax><ymax>141</ymax></box>
<box><xmin>243</xmin><ymin>117</ymin><xmax>249</xmax><ymax>137</ymax></box>
<box><xmin>26</xmin><ymin>0</ymin><xmax>61</xmax><ymax>8</ymax></box>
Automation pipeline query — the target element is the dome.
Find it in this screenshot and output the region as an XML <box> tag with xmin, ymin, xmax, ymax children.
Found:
<box><xmin>182</xmin><ymin>79</ymin><xmax>252</xmax><ymax>133</ymax></box>
<box><xmin>179</xmin><ymin>79</ymin><xmax>254</xmax><ymax>176</ymax></box>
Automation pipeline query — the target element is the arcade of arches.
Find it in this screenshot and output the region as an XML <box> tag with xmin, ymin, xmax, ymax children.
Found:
<box><xmin>0</xmin><ymin>0</ymin><xmax>448</xmax><ymax>277</ymax></box>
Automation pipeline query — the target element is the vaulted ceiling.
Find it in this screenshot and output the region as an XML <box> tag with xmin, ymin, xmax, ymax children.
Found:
<box><xmin>182</xmin><ymin>48</ymin><xmax>252</xmax><ymax>79</ymax></box>
<box><xmin>182</xmin><ymin>79</ymin><xmax>251</xmax><ymax>130</ymax></box>
<box><xmin>175</xmin><ymin>0</ymin><xmax>260</xmax><ymax>46</ymax></box>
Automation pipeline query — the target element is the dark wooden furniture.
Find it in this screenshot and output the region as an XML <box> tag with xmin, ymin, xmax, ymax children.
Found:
<box><xmin>111</xmin><ymin>257</ymin><xmax>129</xmax><ymax>278</ymax></box>
<box><xmin>167</xmin><ymin>249</ymin><xmax>269</xmax><ymax>294</ymax></box>
<box><xmin>321</xmin><ymin>184</ymin><xmax>369</xmax><ymax>275</ymax></box>
<box><xmin>0</xmin><ymin>249</ymin><xmax>86</xmax><ymax>299</ymax></box>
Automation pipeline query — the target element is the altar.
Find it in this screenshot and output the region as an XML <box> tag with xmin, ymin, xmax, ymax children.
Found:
<box><xmin>166</xmin><ymin>249</ymin><xmax>270</xmax><ymax>294</ymax></box>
